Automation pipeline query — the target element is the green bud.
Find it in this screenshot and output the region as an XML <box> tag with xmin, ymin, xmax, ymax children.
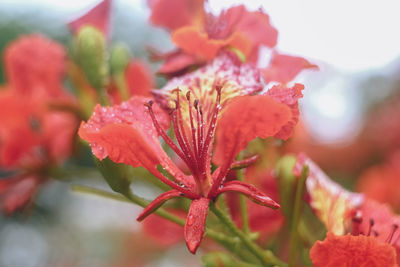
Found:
<box><xmin>110</xmin><ymin>43</ymin><xmax>130</xmax><ymax>75</ymax></box>
<box><xmin>275</xmin><ymin>155</ymin><xmax>297</xmax><ymax>221</ymax></box>
<box><xmin>74</xmin><ymin>26</ymin><xmax>109</xmax><ymax>91</ymax></box>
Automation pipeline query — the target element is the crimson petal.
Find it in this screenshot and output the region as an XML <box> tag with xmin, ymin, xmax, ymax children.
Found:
<box><xmin>211</xmin><ymin>95</ymin><xmax>291</xmax><ymax>195</ymax></box>
<box><xmin>137</xmin><ymin>189</ymin><xmax>183</xmax><ymax>221</ymax></box>
<box><xmin>185</xmin><ymin>197</ymin><xmax>210</xmax><ymax>254</ymax></box>
<box><xmin>217</xmin><ymin>180</ymin><xmax>280</xmax><ymax>210</ymax></box>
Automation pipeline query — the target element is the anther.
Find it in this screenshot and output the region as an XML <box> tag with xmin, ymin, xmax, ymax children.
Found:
<box><xmin>367</xmin><ymin>219</ymin><xmax>374</xmax><ymax>236</ymax></box>
<box><xmin>386</xmin><ymin>224</ymin><xmax>399</xmax><ymax>244</ymax></box>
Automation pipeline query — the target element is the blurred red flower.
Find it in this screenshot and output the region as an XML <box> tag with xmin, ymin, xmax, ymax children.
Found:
<box><xmin>0</xmin><ymin>35</ymin><xmax>78</xmax><ymax>213</ymax></box>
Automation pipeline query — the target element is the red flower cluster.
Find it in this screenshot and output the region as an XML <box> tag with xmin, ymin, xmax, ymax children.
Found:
<box><xmin>148</xmin><ymin>0</ymin><xmax>317</xmax><ymax>80</ymax></box>
<box><xmin>0</xmin><ymin>35</ymin><xmax>78</xmax><ymax>213</ymax></box>
<box><xmin>79</xmin><ymin>52</ymin><xmax>305</xmax><ymax>253</ymax></box>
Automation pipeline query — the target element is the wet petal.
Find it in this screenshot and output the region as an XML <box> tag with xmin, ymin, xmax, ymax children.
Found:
<box><xmin>265</xmin><ymin>83</ymin><xmax>304</xmax><ymax>140</ymax></box>
<box><xmin>185</xmin><ymin>197</ymin><xmax>210</xmax><ymax>254</ymax></box>
<box><xmin>137</xmin><ymin>189</ymin><xmax>183</xmax><ymax>221</ymax></box>
<box><xmin>262</xmin><ymin>53</ymin><xmax>318</xmax><ymax>84</ymax></box>
<box><xmin>217</xmin><ymin>180</ymin><xmax>280</xmax><ymax>209</ymax></box>
<box><xmin>212</xmin><ymin>95</ymin><xmax>291</xmax><ymax>187</ymax></box>
<box><xmin>79</xmin><ymin>97</ymin><xmax>194</xmax><ymax>190</ymax></box>
<box><xmin>69</xmin><ymin>0</ymin><xmax>111</xmax><ymax>36</ymax></box>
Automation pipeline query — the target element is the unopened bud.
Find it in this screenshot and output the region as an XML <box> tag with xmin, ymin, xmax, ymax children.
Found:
<box><xmin>74</xmin><ymin>26</ymin><xmax>109</xmax><ymax>91</ymax></box>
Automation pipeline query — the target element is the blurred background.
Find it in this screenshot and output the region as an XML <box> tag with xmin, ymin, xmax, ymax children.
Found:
<box><xmin>0</xmin><ymin>0</ymin><xmax>400</xmax><ymax>266</ymax></box>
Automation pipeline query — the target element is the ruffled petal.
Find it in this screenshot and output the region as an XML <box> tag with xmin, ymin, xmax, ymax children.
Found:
<box><xmin>69</xmin><ymin>0</ymin><xmax>111</xmax><ymax>36</ymax></box>
<box><xmin>79</xmin><ymin>97</ymin><xmax>195</xmax><ymax>190</ymax></box>
<box><xmin>262</xmin><ymin>53</ymin><xmax>318</xmax><ymax>84</ymax></box>
<box><xmin>185</xmin><ymin>197</ymin><xmax>210</xmax><ymax>254</ymax></box>
<box><xmin>216</xmin><ymin>180</ymin><xmax>280</xmax><ymax>209</ymax></box>
<box><xmin>310</xmin><ymin>233</ymin><xmax>397</xmax><ymax>267</ymax></box>
<box><xmin>212</xmin><ymin>95</ymin><xmax>291</xmax><ymax>190</ymax></box>
<box><xmin>125</xmin><ymin>60</ymin><xmax>154</xmax><ymax>97</ymax></box>
<box><xmin>265</xmin><ymin>83</ymin><xmax>304</xmax><ymax>140</ymax></box>
<box><xmin>137</xmin><ymin>189</ymin><xmax>183</xmax><ymax>221</ymax></box>
<box><xmin>149</xmin><ymin>0</ymin><xmax>205</xmax><ymax>31</ymax></box>
<box><xmin>294</xmin><ymin>153</ymin><xmax>364</xmax><ymax>235</ymax></box>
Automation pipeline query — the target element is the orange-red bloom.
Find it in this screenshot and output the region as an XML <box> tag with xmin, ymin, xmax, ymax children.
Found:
<box><xmin>310</xmin><ymin>232</ymin><xmax>397</xmax><ymax>267</ymax></box>
<box><xmin>0</xmin><ymin>35</ymin><xmax>78</xmax><ymax>213</ymax></box>
<box><xmin>80</xmin><ymin>53</ymin><xmax>304</xmax><ymax>253</ymax></box>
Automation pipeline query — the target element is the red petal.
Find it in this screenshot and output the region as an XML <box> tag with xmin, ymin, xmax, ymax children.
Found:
<box><xmin>185</xmin><ymin>197</ymin><xmax>210</xmax><ymax>254</ymax></box>
<box><xmin>4</xmin><ymin>35</ymin><xmax>66</xmax><ymax>98</ymax></box>
<box><xmin>149</xmin><ymin>0</ymin><xmax>205</xmax><ymax>31</ymax></box>
<box><xmin>137</xmin><ymin>189</ymin><xmax>183</xmax><ymax>221</ymax></box>
<box><xmin>310</xmin><ymin>233</ymin><xmax>397</xmax><ymax>267</ymax></box>
<box><xmin>262</xmin><ymin>53</ymin><xmax>318</xmax><ymax>84</ymax></box>
<box><xmin>69</xmin><ymin>0</ymin><xmax>111</xmax><ymax>36</ymax></box>
<box><xmin>212</xmin><ymin>95</ymin><xmax>291</xmax><ymax>193</ymax></box>
<box><xmin>217</xmin><ymin>180</ymin><xmax>280</xmax><ymax>209</ymax></box>
<box><xmin>265</xmin><ymin>83</ymin><xmax>304</xmax><ymax>140</ymax></box>
<box><xmin>125</xmin><ymin>60</ymin><xmax>154</xmax><ymax>97</ymax></box>
<box><xmin>79</xmin><ymin>97</ymin><xmax>195</xmax><ymax>191</ymax></box>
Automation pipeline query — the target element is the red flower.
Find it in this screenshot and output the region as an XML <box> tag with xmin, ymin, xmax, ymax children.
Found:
<box><xmin>0</xmin><ymin>35</ymin><xmax>78</xmax><ymax>213</ymax></box>
<box><xmin>80</xmin><ymin>53</ymin><xmax>304</xmax><ymax>253</ymax></box>
<box><xmin>310</xmin><ymin>232</ymin><xmax>397</xmax><ymax>267</ymax></box>
<box><xmin>69</xmin><ymin>0</ymin><xmax>111</xmax><ymax>35</ymax></box>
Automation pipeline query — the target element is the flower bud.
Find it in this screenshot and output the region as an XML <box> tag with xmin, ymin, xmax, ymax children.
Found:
<box><xmin>74</xmin><ymin>26</ymin><xmax>109</xmax><ymax>92</ymax></box>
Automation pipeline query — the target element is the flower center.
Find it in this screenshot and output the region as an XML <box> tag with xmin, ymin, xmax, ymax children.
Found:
<box><xmin>145</xmin><ymin>86</ymin><xmax>222</xmax><ymax>195</ymax></box>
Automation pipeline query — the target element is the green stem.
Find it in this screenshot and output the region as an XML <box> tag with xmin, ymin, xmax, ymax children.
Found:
<box><xmin>288</xmin><ymin>166</ymin><xmax>308</xmax><ymax>267</ymax></box>
<box><xmin>210</xmin><ymin>202</ymin><xmax>286</xmax><ymax>267</ymax></box>
<box><xmin>237</xmin><ymin>168</ymin><xmax>250</xmax><ymax>234</ymax></box>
